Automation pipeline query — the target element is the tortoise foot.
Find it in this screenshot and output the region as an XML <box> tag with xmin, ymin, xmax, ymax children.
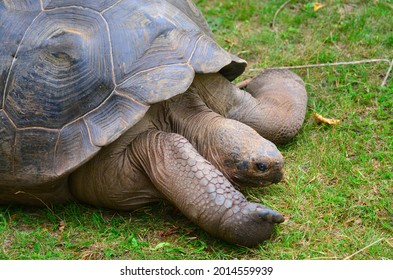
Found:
<box><xmin>218</xmin><ymin>202</ymin><xmax>284</xmax><ymax>247</ymax></box>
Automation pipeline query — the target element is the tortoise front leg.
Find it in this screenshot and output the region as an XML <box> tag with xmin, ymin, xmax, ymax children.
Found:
<box><xmin>242</xmin><ymin>69</ymin><xmax>308</xmax><ymax>144</ymax></box>
<box><xmin>129</xmin><ymin>129</ymin><xmax>284</xmax><ymax>246</ymax></box>
<box><xmin>193</xmin><ymin>72</ymin><xmax>308</xmax><ymax>144</ymax></box>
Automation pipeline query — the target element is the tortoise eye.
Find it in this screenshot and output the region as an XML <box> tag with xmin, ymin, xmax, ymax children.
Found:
<box><xmin>256</xmin><ymin>162</ymin><xmax>268</xmax><ymax>172</ymax></box>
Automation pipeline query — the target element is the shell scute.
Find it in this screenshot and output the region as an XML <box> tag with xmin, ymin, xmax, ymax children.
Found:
<box><xmin>3</xmin><ymin>7</ymin><xmax>114</xmax><ymax>129</ymax></box>
<box><xmin>0</xmin><ymin>111</ymin><xmax>15</xmax><ymax>183</ymax></box>
<box><xmin>54</xmin><ymin>119</ymin><xmax>99</xmax><ymax>176</ymax></box>
<box><xmin>14</xmin><ymin>128</ymin><xmax>59</xmax><ymax>186</ymax></box>
<box><xmin>84</xmin><ymin>91</ymin><xmax>149</xmax><ymax>147</ymax></box>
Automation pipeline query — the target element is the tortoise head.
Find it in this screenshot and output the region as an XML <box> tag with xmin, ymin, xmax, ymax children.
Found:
<box><xmin>227</xmin><ymin>137</ymin><xmax>284</xmax><ymax>187</ymax></box>
<box><xmin>212</xmin><ymin>119</ymin><xmax>284</xmax><ymax>187</ymax></box>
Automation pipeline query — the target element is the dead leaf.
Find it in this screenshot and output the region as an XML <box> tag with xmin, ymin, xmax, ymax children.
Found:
<box><xmin>58</xmin><ymin>220</ymin><xmax>66</xmax><ymax>232</ymax></box>
<box><xmin>8</xmin><ymin>213</ymin><xmax>18</xmax><ymax>224</ymax></box>
<box><xmin>158</xmin><ymin>226</ymin><xmax>179</xmax><ymax>237</ymax></box>
<box><xmin>314</xmin><ymin>112</ymin><xmax>341</xmax><ymax>125</ymax></box>
<box><xmin>314</xmin><ymin>2</ymin><xmax>325</xmax><ymax>11</ymax></box>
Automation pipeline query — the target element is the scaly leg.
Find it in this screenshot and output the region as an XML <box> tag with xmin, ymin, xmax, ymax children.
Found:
<box><xmin>128</xmin><ymin>130</ymin><xmax>284</xmax><ymax>246</ymax></box>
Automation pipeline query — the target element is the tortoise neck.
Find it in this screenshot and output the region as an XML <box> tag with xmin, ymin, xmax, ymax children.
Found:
<box><xmin>158</xmin><ymin>90</ymin><xmax>224</xmax><ymax>168</ymax></box>
<box><xmin>192</xmin><ymin>73</ymin><xmax>262</xmax><ymax>130</ymax></box>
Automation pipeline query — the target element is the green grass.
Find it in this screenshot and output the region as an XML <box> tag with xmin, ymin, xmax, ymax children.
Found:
<box><xmin>1</xmin><ymin>0</ymin><xmax>392</xmax><ymax>259</ymax></box>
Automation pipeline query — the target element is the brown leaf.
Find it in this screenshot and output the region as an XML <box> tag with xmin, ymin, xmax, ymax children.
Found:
<box><xmin>158</xmin><ymin>226</ymin><xmax>179</xmax><ymax>237</ymax></box>
<box><xmin>58</xmin><ymin>220</ymin><xmax>66</xmax><ymax>232</ymax></box>
<box><xmin>8</xmin><ymin>213</ymin><xmax>18</xmax><ymax>223</ymax></box>
<box><xmin>314</xmin><ymin>2</ymin><xmax>325</xmax><ymax>12</ymax></box>
<box><xmin>314</xmin><ymin>112</ymin><xmax>341</xmax><ymax>125</ymax></box>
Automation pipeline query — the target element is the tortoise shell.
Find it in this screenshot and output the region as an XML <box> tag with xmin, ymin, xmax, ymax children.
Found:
<box><xmin>0</xmin><ymin>0</ymin><xmax>246</xmax><ymax>187</ymax></box>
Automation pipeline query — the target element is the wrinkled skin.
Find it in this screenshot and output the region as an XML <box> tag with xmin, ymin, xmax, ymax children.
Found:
<box><xmin>70</xmin><ymin>70</ymin><xmax>307</xmax><ymax>246</ymax></box>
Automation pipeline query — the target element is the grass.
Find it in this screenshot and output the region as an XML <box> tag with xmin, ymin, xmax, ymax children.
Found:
<box><xmin>1</xmin><ymin>0</ymin><xmax>392</xmax><ymax>260</ymax></box>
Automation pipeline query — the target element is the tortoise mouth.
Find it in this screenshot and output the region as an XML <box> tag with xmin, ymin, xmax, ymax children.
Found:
<box><xmin>230</xmin><ymin>161</ymin><xmax>284</xmax><ymax>187</ymax></box>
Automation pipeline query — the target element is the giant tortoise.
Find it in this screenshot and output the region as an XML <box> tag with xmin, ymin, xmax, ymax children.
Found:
<box><xmin>0</xmin><ymin>0</ymin><xmax>307</xmax><ymax>247</ymax></box>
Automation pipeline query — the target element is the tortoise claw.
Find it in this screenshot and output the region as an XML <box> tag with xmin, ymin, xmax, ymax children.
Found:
<box><xmin>256</xmin><ymin>207</ymin><xmax>285</xmax><ymax>223</ymax></box>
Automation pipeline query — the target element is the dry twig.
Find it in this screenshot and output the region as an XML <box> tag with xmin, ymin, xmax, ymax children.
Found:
<box><xmin>14</xmin><ymin>190</ymin><xmax>61</xmax><ymax>220</ymax></box>
<box><xmin>344</xmin><ymin>238</ymin><xmax>384</xmax><ymax>260</ymax></box>
<box><xmin>381</xmin><ymin>59</ymin><xmax>393</xmax><ymax>87</ymax></box>
<box><xmin>271</xmin><ymin>0</ymin><xmax>292</xmax><ymax>31</ymax></box>
<box><xmin>250</xmin><ymin>59</ymin><xmax>392</xmax><ymax>87</ymax></box>
<box><xmin>385</xmin><ymin>238</ymin><xmax>393</xmax><ymax>248</ymax></box>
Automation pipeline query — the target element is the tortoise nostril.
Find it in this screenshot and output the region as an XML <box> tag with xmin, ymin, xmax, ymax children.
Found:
<box><xmin>256</xmin><ymin>162</ymin><xmax>268</xmax><ymax>172</ymax></box>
